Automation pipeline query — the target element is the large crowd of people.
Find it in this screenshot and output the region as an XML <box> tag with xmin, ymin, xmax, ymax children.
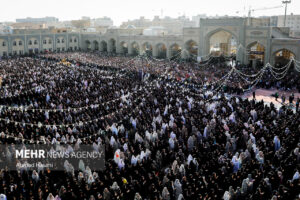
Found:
<box><xmin>0</xmin><ymin>52</ymin><xmax>299</xmax><ymax>200</ymax></box>
<box><xmin>43</xmin><ymin>52</ymin><xmax>300</xmax><ymax>94</ymax></box>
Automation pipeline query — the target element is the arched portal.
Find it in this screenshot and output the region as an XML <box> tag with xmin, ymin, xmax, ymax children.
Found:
<box><xmin>12</xmin><ymin>38</ymin><xmax>25</xmax><ymax>55</ymax></box>
<box><xmin>247</xmin><ymin>42</ymin><xmax>265</xmax><ymax>67</ymax></box>
<box><xmin>93</xmin><ymin>40</ymin><xmax>99</xmax><ymax>51</ymax></box>
<box><xmin>85</xmin><ymin>40</ymin><xmax>91</xmax><ymax>51</ymax></box>
<box><xmin>208</xmin><ymin>30</ymin><xmax>237</xmax><ymax>56</ymax></box>
<box><xmin>0</xmin><ymin>39</ymin><xmax>9</xmax><ymax>56</ymax></box>
<box><xmin>120</xmin><ymin>41</ymin><xmax>128</xmax><ymax>54</ymax></box>
<box><xmin>28</xmin><ymin>37</ymin><xmax>39</xmax><ymax>54</ymax></box>
<box><xmin>100</xmin><ymin>41</ymin><xmax>107</xmax><ymax>52</ymax></box>
<box><xmin>108</xmin><ymin>38</ymin><xmax>116</xmax><ymax>53</ymax></box>
<box><xmin>131</xmin><ymin>42</ymin><xmax>140</xmax><ymax>56</ymax></box>
<box><xmin>273</xmin><ymin>49</ymin><xmax>295</xmax><ymax>66</ymax></box>
<box><xmin>142</xmin><ymin>42</ymin><xmax>153</xmax><ymax>57</ymax></box>
<box><xmin>169</xmin><ymin>43</ymin><xmax>182</xmax><ymax>59</ymax></box>
<box><xmin>185</xmin><ymin>40</ymin><xmax>198</xmax><ymax>58</ymax></box>
<box><xmin>156</xmin><ymin>43</ymin><xmax>167</xmax><ymax>59</ymax></box>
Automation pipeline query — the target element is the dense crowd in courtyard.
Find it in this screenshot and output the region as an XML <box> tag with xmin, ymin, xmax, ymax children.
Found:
<box><xmin>43</xmin><ymin>52</ymin><xmax>300</xmax><ymax>94</ymax></box>
<box><xmin>0</xmin><ymin>52</ymin><xmax>299</xmax><ymax>200</ymax></box>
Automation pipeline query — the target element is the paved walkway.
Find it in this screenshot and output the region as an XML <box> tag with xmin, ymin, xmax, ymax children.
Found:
<box><xmin>241</xmin><ymin>89</ymin><xmax>300</xmax><ymax>111</ymax></box>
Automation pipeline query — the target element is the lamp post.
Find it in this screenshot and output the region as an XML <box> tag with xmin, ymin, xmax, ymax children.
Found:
<box><xmin>282</xmin><ymin>0</ymin><xmax>291</xmax><ymax>27</ymax></box>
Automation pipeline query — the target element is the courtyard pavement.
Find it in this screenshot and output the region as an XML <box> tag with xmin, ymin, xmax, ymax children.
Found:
<box><xmin>240</xmin><ymin>88</ymin><xmax>300</xmax><ymax>111</ymax></box>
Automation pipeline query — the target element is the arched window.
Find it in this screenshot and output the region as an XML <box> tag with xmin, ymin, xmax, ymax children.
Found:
<box><xmin>19</xmin><ymin>41</ymin><xmax>22</xmax><ymax>45</ymax></box>
<box><xmin>29</xmin><ymin>40</ymin><xmax>32</xmax><ymax>45</ymax></box>
<box><xmin>57</xmin><ymin>39</ymin><xmax>60</xmax><ymax>43</ymax></box>
<box><xmin>34</xmin><ymin>40</ymin><xmax>38</xmax><ymax>45</ymax></box>
<box><xmin>61</xmin><ymin>39</ymin><xmax>65</xmax><ymax>43</ymax></box>
<box><xmin>70</xmin><ymin>38</ymin><xmax>73</xmax><ymax>43</ymax></box>
<box><xmin>43</xmin><ymin>40</ymin><xmax>47</xmax><ymax>44</ymax></box>
<box><xmin>48</xmin><ymin>39</ymin><xmax>52</xmax><ymax>44</ymax></box>
<box><xmin>2</xmin><ymin>41</ymin><xmax>6</xmax><ymax>46</ymax></box>
<box><xmin>74</xmin><ymin>38</ymin><xmax>77</xmax><ymax>43</ymax></box>
<box><xmin>13</xmin><ymin>41</ymin><xmax>17</xmax><ymax>46</ymax></box>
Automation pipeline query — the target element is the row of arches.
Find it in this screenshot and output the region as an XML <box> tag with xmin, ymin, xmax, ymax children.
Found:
<box><xmin>84</xmin><ymin>37</ymin><xmax>236</xmax><ymax>59</ymax></box>
<box><xmin>0</xmin><ymin>36</ymin><xmax>79</xmax><ymax>56</ymax></box>
<box><xmin>207</xmin><ymin>29</ymin><xmax>297</xmax><ymax>65</ymax></box>
<box><xmin>84</xmin><ymin>38</ymin><xmax>296</xmax><ymax>65</ymax></box>
<box><xmin>85</xmin><ymin>39</ymin><xmax>114</xmax><ymax>52</ymax></box>
<box><xmin>83</xmin><ymin>29</ymin><xmax>239</xmax><ymax>59</ymax></box>
<box><xmin>208</xmin><ymin>29</ymin><xmax>296</xmax><ymax>65</ymax></box>
<box><xmin>84</xmin><ymin>39</ymin><xmax>187</xmax><ymax>59</ymax></box>
<box><xmin>0</xmin><ymin>36</ymin><xmax>78</xmax><ymax>47</ymax></box>
<box><xmin>0</xmin><ymin>27</ymin><xmax>297</xmax><ymax>64</ymax></box>
<box><xmin>246</xmin><ymin>42</ymin><xmax>295</xmax><ymax>66</ymax></box>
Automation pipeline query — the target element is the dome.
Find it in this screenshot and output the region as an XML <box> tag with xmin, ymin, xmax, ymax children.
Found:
<box><xmin>126</xmin><ymin>25</ymin><xmax>136</xmax><ymax>29</ymax></box>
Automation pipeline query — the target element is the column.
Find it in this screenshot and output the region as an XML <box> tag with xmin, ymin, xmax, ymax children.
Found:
<box><xmin>128</xmin><ymin>43</ymin><xmax>133</xmax><ymax>55</ymax></box>
<box><xmin>181</xmin><ymin>49</ymin><xmax>188</xmax><ymax>59</ymax></box>
<box><xmin>24</xmin><ymin>35</ymin><xmax>28</xmax><ymax>54</ymax></box>
<box><xmin>100</xmin><ymin>41</ymin><xmax>104</xmax><ymax>52</ymax></box>
<box><xmin>198</xmin><ymin>27</ymin><xmax>205</xmax><ymax>57</ymax></box>
<box><xmin>53</xmin><ymin>34</ymin><xmax>56</xmax><ymax>52</ymax></box>
<box><xmin>237</xmin><ymin>22</ymin><xmax>246</xmax><ymax>64</ymax></box>
<box><xmin>166</xmin><ymin>46</ymin><xmax>171</xmax><ymax>59</ymax></box>
<box><xmin>116</xmin><ymin>41</ymin><xmax>122</xmax><ymax>54</ymax></box>
<box><xmin>39</xmin><ymin>34</ymin><xmax>42</xmax><ymax>53</ymax></box>
<box><xmin>139</xmin><ymin>47</ymin><xmax>143</xmax><ymax>56</ymax></box>
<box><xmin>8</xmin><ymin>36</ymin><xmax>12</xmax><ymax>55</ymax></box>
<box><xmin>66</xmin><ymin>34</ymin><xmax>69</xmax><ymax>51</ymax></box>
<box><xmin>152</xmin><ymin>45</ymin><xmax>158</xmax><ymax>57</ymax></box>
<box><xmin>265</xmin><ymin>38</ymin><xmax>271</xmax><ymax>66</ymax></box>
<box><xmin>107</xmin><ymin>40</ymin><xmax>112</xmax><ymax>53</ymax></box>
